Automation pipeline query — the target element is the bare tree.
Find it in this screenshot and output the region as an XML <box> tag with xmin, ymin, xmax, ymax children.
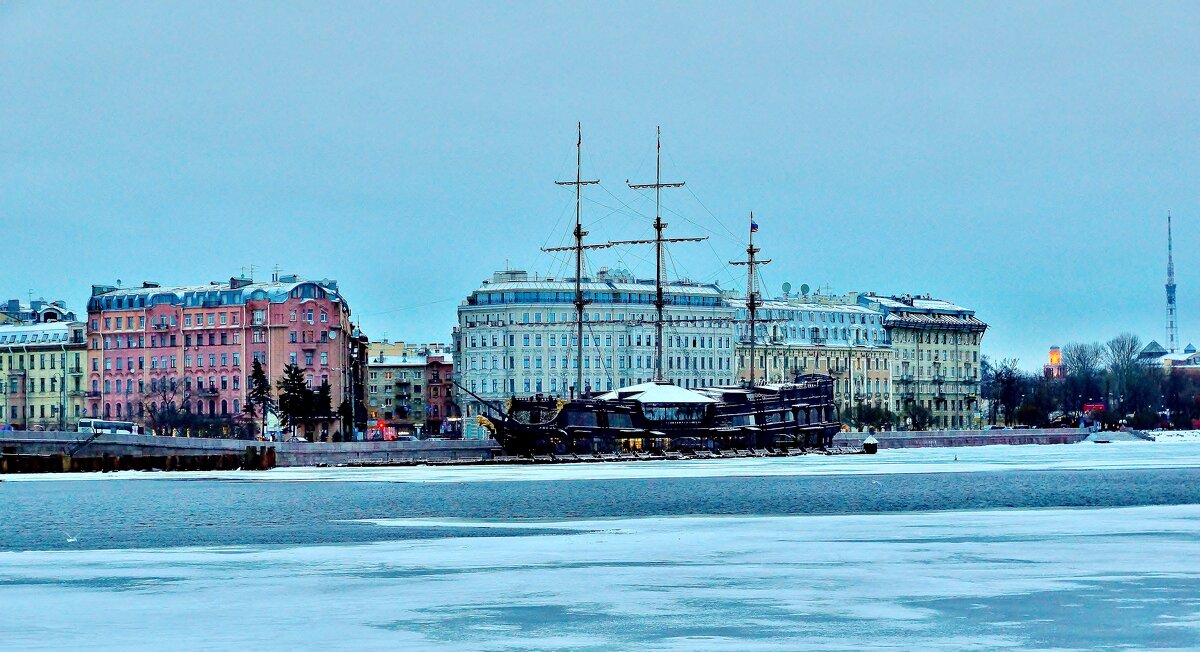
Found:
<box><xmin>1104</xmin><ymin>333</ymin><xmax>1144</xmax><ymax>374</ymax></box>
<box><xmin>1062</xmin><ymin>342</ymin><xmax>1104</xmax><ymax>377</ymax></box>
<box><xmin>1105</xmin><ymin>333</ymin><xmax>1150</xmax><ymax>412</ymax></box>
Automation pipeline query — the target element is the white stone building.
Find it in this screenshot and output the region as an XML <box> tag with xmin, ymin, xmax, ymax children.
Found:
<box><xmin>454</xmin><ymin>268</ymin><xmax>737</xmax><ymax>439</ymax></box>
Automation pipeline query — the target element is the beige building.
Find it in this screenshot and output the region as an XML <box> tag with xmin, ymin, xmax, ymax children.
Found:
<box><xmin>859</xmin><ymin>294</ymin><xmax>987</xmax><ymax>430</ymax></box>
<box><xmin>366</xmin><ymin>341</ymin><xmax>453</xmax><ymax>435</ymax></box>
<box><xmin>731</xmin><ymin>299</ymin><xmax>894</xmax><ymax>412</ymax></box>
<box><xmin>1</xmin><ymin>321</ymin><xmax>88</xmax><ymax>430</ymax></box>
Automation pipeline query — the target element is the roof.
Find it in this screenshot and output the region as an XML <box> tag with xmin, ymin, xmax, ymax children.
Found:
<box><xmin>368</xmin><ymin>354</ymin><xmax>428</xmax><ymax>367</ymax></box>
<box><xmin>1139</xmin><ymin>341</ymin><xmax>1168</xmax><ymax>357</ymax></box>
<box><xmin>883</xmin><ymin>312</ymin><xmax>987</xmax><ymax>331</ymax></box>
<box><xmin>870</xmin><ymin>296</ymin><xmax>971</xmax><ymax>313</ymax></box>
<box><xmin>0</xmin><ymin>321</ymin><xmax>82</xmax><ymax>346</ymax></box>
<box><xmin>88</xmin><ymin>276</ymin><xmax>348</xmax><ymax>312</ymax></box>
<box><xmin>727</xmin><ymin>298</ymin><xmax>880</xmax><ymax>315</ymax></box>
<box><xmin>474</xmin><ymin>278</ymin><xmax>725</xmax><ymax>297</ymax></box>
<box><xmin>595</xmin><ymin>381</ymin><xmax>717</xmax><ymax>404</ymax></box>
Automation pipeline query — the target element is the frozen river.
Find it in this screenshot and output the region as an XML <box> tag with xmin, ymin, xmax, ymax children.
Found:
<box><xmin>2</xmin><ymin>442</ymin><xmax>1199</xmax><ymax>650</ymax></box>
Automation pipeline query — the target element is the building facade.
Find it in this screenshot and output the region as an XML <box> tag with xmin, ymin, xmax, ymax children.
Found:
<box><xmin>858</xmin><ymin>294</ymin><xmax>987</xmax><ymax>430</ymax></box>
<box><xmin>366</xmin><ymin>349</ymin><xmax>430</xmax><ymax>435</ymax></box>
<box><xmin>424</xmin><ymin>351</ymin><xmax>457</xmax><ymax>435</ymax></box>
<box><xmin>85</xmin><ymin>274</ymin><xmax>359</xmax><ymax>439</ymax></box>
<box><xmin>1</xmin><ymin>321</ymin><xmax>87</xmax><ymax>430</ymax></box>
<box><xmin>454</xmin><ymin>268</ymin><xmax>737</xmax><ymax>439</ymax></box>
<box><xmin>731</xmin><ymin>299</ymin><xmax>893</xmax><ymax>412</ymax></box>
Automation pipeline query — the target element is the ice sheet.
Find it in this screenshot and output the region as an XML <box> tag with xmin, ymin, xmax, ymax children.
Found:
<box><xmin>6</xmin><ymin>439</ymin><xmax>1200</xmax><ymax>485</ymax></box>
<box><xmin>2</xmin><ymin>505</ymin><xmax>1198</xmax><ymax>650</ymax></box>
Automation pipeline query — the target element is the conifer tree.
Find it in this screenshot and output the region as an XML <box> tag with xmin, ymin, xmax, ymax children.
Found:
<box><xmin>245</xmin><ymin>358</ymin><xmax>275</xmax><ymax>438</ymax></box>
<box><xmin>277</xmin><ymin>364</ymin><xmax>313</xmax><ymax>439</ymax></box>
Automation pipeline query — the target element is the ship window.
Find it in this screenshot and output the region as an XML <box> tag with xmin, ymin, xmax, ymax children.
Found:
<box><xmin>607</xmin><ymin>412</ymin><xmax>633</xmax><ymax>429</ymax></box>
<box><xmin>643</xmin><ymin>405</ymin><xmax>706</xmax><ymax>422</ymax></box>
<box><xmin>565</xmin><ymin>410</ymin><xmax>598</xmax><ymax>427</ymax></box>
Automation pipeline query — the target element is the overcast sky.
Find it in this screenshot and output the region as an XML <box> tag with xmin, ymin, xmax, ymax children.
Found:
<box><xmin>3</xmin><ymin>2</ymin><xmax>1197</xmax><ymax>368</ymax></box>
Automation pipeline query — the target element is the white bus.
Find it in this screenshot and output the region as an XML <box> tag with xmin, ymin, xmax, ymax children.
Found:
<box><xmin>77</xmin><ymin>419</ymin><xmax>142</xmax><ymax>435</ymax></box>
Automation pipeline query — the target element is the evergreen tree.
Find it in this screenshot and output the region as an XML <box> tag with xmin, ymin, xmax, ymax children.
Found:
<box><xmin>245</xmin><ymin>358</ymin><xmax>275</xmax><ymax>438</ymax></box>
<box><xmin>276</xmin><ymin>364</ymin><xmax>313</xmax><ymax>439</ymax></box>
<box><xmin>336</xmin><ymin>401</ymin><xmax>352</xmax><ymax>441</ymax></box>
<box><xmin>314</xmin><ymin>380</ymin><xmax>333</xmax><ymax>419</ymax></box>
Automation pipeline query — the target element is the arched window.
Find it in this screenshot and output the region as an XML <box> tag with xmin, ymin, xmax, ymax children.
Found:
<box><xmin>221</xmin><ymin>400</ymin><xmax>229</xmax><ymax>415</ymax></box>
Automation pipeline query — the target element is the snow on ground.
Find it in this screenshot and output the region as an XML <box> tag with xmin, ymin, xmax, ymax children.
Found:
<box><xmin>1</xmin><ymin>505</ymin><xmax>1198</xmax><ymax>650</ymax></box>
<box><xmin>6</xmin><ymin>438</ymin><xmax>1200</xmax><ymax>485</ymax></box>
<box><xmin>1153</xmin><ymin>430</ymin><xmax>1200</xmax><ymax>442</ymax></box>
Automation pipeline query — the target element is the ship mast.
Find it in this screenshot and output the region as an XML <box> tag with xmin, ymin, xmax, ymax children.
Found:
<box><xmin>614</xmin><ymin>127</ymin><xmax>704</xmax><ymax>382</ymax></box>
<box><xmin>730</xmin><ymin>213</ymin><xmax>770</xmax><ymax>385</ymax></box>
<box><xmin>543</xmin><ymin>123</ymin><xmax>609</xmax><ymax>397</ymax></box>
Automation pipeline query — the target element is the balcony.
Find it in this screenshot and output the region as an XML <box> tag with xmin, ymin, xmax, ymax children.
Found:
<box><xmin>68</xmin><ymin>366</ymin><xmax>84</xmax><ymax>375</ymax></box>
<box><xmin>153</xmin><ymin>322</ymin><xmax>170</xmax><ymax>331</ymax></box>
<box><xmin>198</xmin><ymin>387</ymin><xmax>220</xmax><ymax>397</ymax></box>
<box><xmin>85</xmin><ymin>390</ymin><xmax>102</xmax><ymax>398</ymax></box>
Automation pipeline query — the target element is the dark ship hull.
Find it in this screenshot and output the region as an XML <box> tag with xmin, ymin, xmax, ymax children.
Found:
<box><xmin>478</xmin><ymin>375</ymin><xmax>842</xmax><ymax>457</ymax></box>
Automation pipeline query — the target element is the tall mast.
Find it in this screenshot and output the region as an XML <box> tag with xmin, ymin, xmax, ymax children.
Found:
<box><xmin>620</xmin><ymin>127</ymin><xmax>697</xmax><ymax>381</ymax></box>
<box><xmin>1167</xmin><ymin>210</ymin><xmax>1178</xmax><ymax>353</ymax></box>
<box><xmin>544</xmin><ymin>123</ymin><xmax>605</xmax><ymax>397</ymax></box>
<box><xmin>731</xmin><ymin>213</ymin><xmax>770</xmax><ymax>385</ymax></box>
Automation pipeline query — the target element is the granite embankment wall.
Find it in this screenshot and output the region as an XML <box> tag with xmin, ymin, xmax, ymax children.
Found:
<box><xmin>833</xmin><ymin>428</ymin><xmax>1090</xmax><ymax>449</ymax></box>
<box><xmin>0</xmin><ymin>431</ymin><xmax>501</xmax><ymax>467</ymax></box>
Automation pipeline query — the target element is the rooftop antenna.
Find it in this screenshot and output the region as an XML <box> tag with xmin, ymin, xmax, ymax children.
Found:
<box><xmin>272</xmin><ymin>264</ymin><xmax>281</xmax><ymax>282</ymax></box>
<box><xmin>612</xmin><ymin>127</ymin><xmax>706</xmax><ymax>381</ymax></box>
<box><xmin>542</xmin><ymin>122</ymin><xmax>610</xmax><ymax>397</ymax></box>
<box><xmin>1167</xmin><ymin>210</ymin><xmax>1179</xmax><ymax>353</ymax></box>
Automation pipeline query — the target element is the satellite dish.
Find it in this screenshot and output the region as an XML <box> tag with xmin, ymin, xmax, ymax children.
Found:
<box><xmin>800</xmin><ymin>283</ymin><xmax>811</xmax><ymax>295</ymax></box>
<box><xmin>782</xmin><ymin>282</ymin><xmax>792</xmax><ymax>295</ymax></box>
<box><xmin>329</xmin><ymin>330</ymin><xmax>339</xmax><ymax>340</ymax></box>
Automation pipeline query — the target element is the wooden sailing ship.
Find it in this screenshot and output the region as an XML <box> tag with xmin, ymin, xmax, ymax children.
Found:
<box><xmin>461</xmin><ymin>125</ymin><xmax>842</xmax><ymax>456</ymax></box>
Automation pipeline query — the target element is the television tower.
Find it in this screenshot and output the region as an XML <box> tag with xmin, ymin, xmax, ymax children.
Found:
<box><xmin>1167</xmin><ymin>211</ymin><xmax>1178</xmax><ymax>353</ymax></box>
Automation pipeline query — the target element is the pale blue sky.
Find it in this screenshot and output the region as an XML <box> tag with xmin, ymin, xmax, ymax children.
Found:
<box><xmin>2</xmin><ymin>2</ymin><xmax>1197</xmax><ymax>368</ymax></box>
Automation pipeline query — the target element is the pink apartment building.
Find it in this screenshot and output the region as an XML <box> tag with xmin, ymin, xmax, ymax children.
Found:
<box><xmin>86</xmin><ymin>274</ymin><xmax>363</xmax><ymax>438</ymax></box>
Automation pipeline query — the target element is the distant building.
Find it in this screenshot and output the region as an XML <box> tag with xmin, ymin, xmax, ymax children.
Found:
<box><xmin>454</xmin><ymin>268</ymin><xmax>737</xmax><ymax>439</ymax></box>
<box><xmin>1044</xmin><ymin>346</ymin><xmax>1063</xmax><ymax>378</ymax></box>
<box><xmin>858</xmin><ymin>294</ymin><xmax>987</xmax><ymax>430</ymax></box>
<box><xmin>1</xmin><ymin>320</ymin><xmax>87</xmax><ymax>430</ymax></box>
<box><xmin>1139</xmin><ymin>340</ymin><xmax>1169</xmax><ymax>361</ymax></box>
<box><xmin>365</xmin><ymin>342</ymin><xmax>458</xmax><ymax>437</ymax></box>
<box><xmin>424</xmin><ymin>351</ymin><xmax>458</xmax><ymax>435</ymax></box>
<box><xmin>366</xmin><ymin>348</ymin><xmax>429</xmax><ymax>435</ymax></box>
<box><xmin>85</xmin><ymin>274</ymin><xmax>361</xmax><ymax>440</ymax></box>
<box><xmin>730</xmin><ymin>298</ymin><xmax>893</xmax><ymax>411</ymax></box>
<box><xmin>1139</xmin><ymin>341</ymin><xmax>1200</xmax><ymax>370</ymax></box>
<box><xmin>1</xmin><ymin>298</ymin><xmax>77</xmax><ymax>325</ymax></box>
